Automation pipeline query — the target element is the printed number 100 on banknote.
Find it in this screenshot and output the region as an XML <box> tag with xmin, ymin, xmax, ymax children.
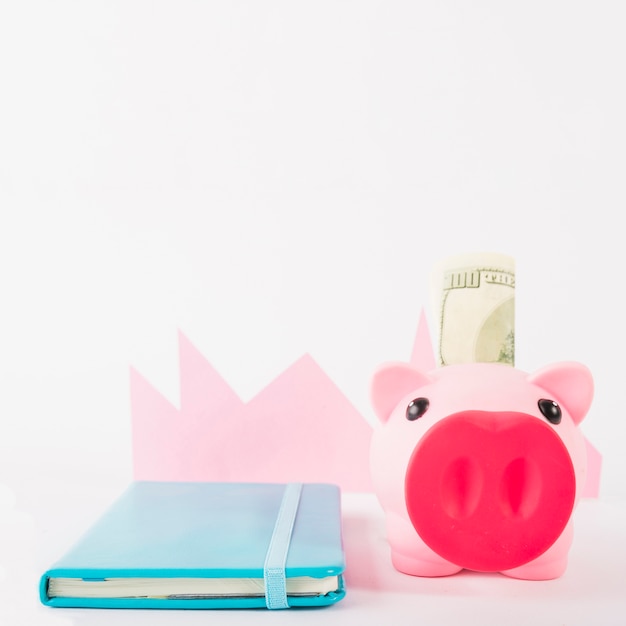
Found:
<box><xmin>431</xmin><ymin>253</ymin><xmax>516</xmax><ymax>367</ymax></box>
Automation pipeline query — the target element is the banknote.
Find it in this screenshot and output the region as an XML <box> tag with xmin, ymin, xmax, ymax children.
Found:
<box><xmin>430</xmin><ymin>252</ymin><xmax>515</xmax><ymax>367</ymax></box>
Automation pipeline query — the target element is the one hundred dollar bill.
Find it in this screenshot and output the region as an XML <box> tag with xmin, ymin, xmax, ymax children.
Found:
<box><xmin>430</xmin><ymin>252</ymin><xmax>515</xmax><ymax>367</ymax></box>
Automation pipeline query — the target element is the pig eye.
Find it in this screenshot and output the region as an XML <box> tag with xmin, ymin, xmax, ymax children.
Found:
<box><xmin>406</xmin><ymin>398</ymin><xmax>429</xmax><ymax>421</ymax></box>
<box><xmin>538</xmin><ymin>399</ymin><xmax>562</xmax><ymax>425</ymax></box>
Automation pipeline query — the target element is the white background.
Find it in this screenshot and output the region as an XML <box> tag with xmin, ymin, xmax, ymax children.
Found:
<box><xmin>1</xmin><ymin>2</ymin><xmax>625</xmax><ymax>624</ymax></box>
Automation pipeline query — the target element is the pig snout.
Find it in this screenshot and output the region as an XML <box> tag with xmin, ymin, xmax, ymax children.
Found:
<box><xmin>405</xmin><ymin>411</ymin><xmax>576</xmax><ymax>572</ymax></box>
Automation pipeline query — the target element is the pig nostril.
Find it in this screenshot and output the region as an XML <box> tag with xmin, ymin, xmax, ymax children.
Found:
<box><xmin>500</xmin><ymin>457</ymin><xmax>542</xmax><ymax>519</ymax></box>
<box><xmin>440</xmin><ymin>456</ymin><xmax>482</xmax><ymax>520</ymax></box>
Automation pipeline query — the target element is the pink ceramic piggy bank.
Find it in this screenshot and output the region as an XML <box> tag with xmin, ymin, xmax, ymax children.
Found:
<box><xmin>370</xmin><ymin>361</ymin><xmax>593</xmax><ymax>580</ymax></box>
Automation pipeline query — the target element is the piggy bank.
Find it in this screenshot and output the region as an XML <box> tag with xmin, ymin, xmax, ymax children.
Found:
<box><xmin>369</xmin><ymin>361</ymin><xmax>594</xmax><ymax>580</ymax></box>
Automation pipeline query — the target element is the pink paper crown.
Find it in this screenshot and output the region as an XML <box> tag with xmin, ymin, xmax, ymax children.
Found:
<box><xmin>131</xmin><ymin>331</ymin><xmax>373</xmax><ymax>491</ymax></box>
<box><xmin>130</xmin><ymin>311</ymin><xmax>600</xmax><ymax>496</ymax></box>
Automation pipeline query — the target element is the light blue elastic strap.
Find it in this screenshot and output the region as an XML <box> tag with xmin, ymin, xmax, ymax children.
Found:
<box><xmin>263</xmin><ymin>482</ymin><xmax>303</xmax><ymax>610</ymax></box>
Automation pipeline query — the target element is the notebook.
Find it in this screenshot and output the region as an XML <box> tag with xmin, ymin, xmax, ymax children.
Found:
<box><xmin>39</xmin><ymin>481</ymin><xmax>346</xmax><ymax>609</ymax></box>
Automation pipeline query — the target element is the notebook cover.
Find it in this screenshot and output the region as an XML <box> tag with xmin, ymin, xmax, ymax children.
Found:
<box><xmin>39</xmin><ymin>481</ymin><xmax>345</xmax><ymax>609</ymax></box>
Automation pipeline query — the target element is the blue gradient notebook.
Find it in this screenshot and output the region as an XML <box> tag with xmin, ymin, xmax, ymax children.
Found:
<box><xmin>39</xmin><ymin>481</ymin><xmax>345</xmax><ymax>609</ymax></box>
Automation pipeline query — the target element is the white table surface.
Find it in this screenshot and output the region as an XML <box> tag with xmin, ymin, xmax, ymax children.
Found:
<box><xmin>2</xmin><ymin>447</ymin><xmax>626</xmax><ymax>626</ymax></box>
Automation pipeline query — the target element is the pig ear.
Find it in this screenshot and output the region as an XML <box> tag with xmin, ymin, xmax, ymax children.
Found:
<box><xmin>528</xmin><ymin>362</ymin><xmax>594</xmax><ymax>425</ymax></box>
<box><xmin>370</xmin><ymin>362</ymin><xmax>432</xmax><ymax>423</ymax></box>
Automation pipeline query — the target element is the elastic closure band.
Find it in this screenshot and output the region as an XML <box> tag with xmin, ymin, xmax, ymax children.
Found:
<box><xmin>263</xmin><ymin>483</ymin><xmax>303</xmax><ymax>609</ymax></box>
